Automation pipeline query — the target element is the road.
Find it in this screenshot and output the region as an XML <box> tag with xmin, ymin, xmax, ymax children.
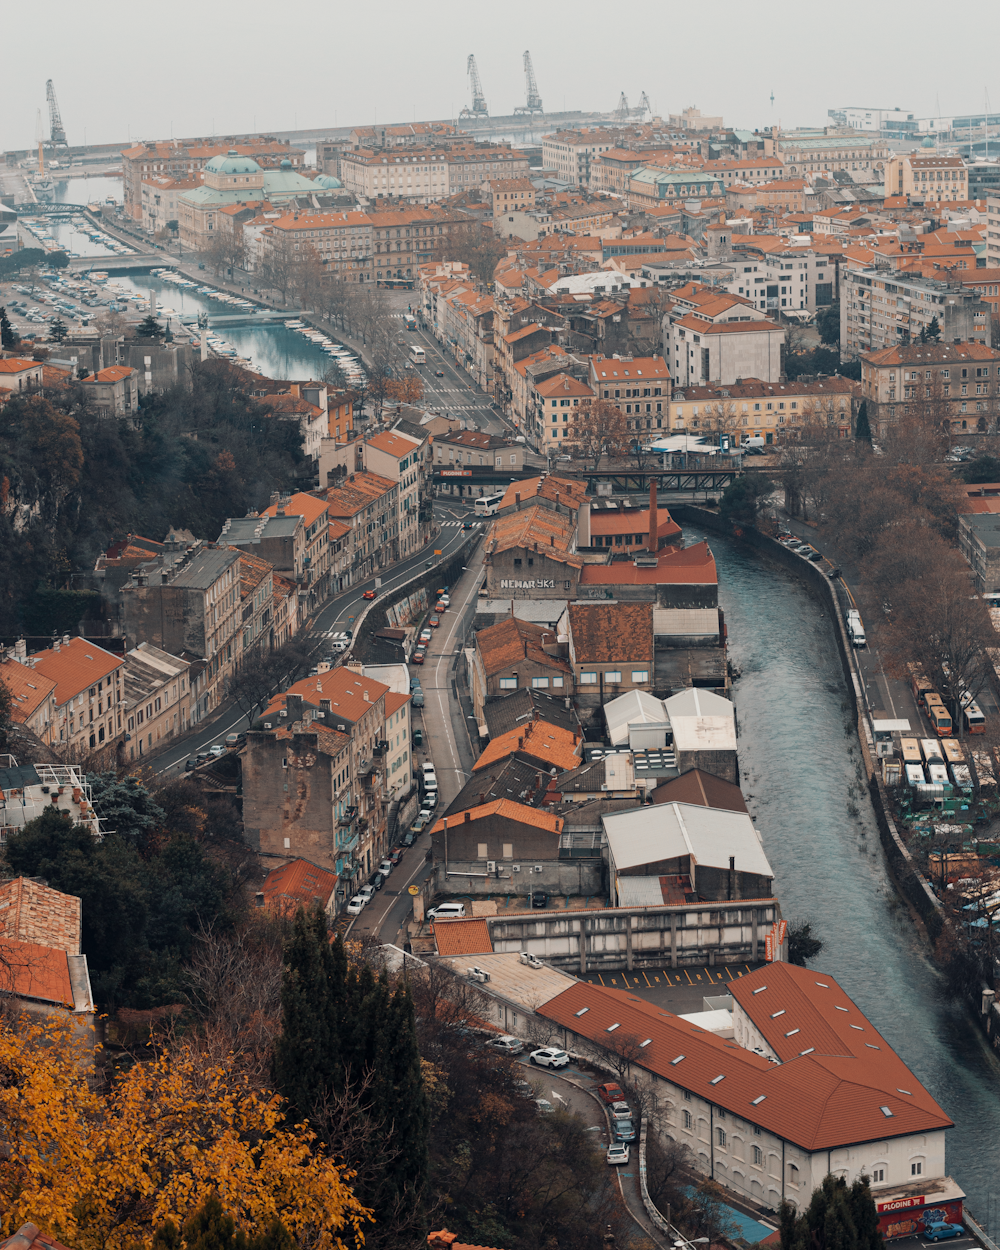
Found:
<box><xmin>349</xmin><ymin>517</ymin><xmax>485</xmax><ymax>945</ymax></box>
<box><xmin>404</xmin><ymin>316</ymin><xmax>514</xmax><ymax>438</ymax></box>
<box><xmin>152</xmin><ymin>497</ymin><xmax>481</xmax><ymax>776</ymax></box>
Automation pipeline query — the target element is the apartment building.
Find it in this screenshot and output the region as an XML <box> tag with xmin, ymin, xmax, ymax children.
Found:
<box><xmin>121</xmin><ymin>136</ymin><xmax>305</xmax><ymax>221</ymax></box>
<box><xmin>670</xmin><ymin>377</ymin><xmax>856</xmax><ymax>444</ymax></box>
<box><xmin>841</xmin><ymin>267</ymin><xmax>991</xmax><ymax>359</ymax></box>
<box><xmin>369</xmin><ymin>206</ymin><xmax>479</xmax><ymax>286</ymax></box>
<box><xmin>219</xmin><ymin>509</ymin><xmax>306</xmax><ymax>589</ymax></box>
<box><xmin>470</xmin><ymin>617</ymin><xmax>574</xmax><ymax>729</ymax></box>
<box><xmin>774</xmin><ymin>134</ymin><xmax>889</xmax><ymax>177</ymax></box>
<box><xmin>861</xmin><ymin>341</ymin><xmax>1000</xmax><ymax>438</ymax></box>
<box><xmin>244</xmin><ymin>670</ymin><xmax>391</xmax><ymax>890</ymax></box>
<box><xmin>332</xmin><ymin>429</ymin><xmax>426</xmax><ymax>559</ymax></box>
<box><xmin>718</xmin><ymin>244</ymin><xmax>836</xmax><ymax>314</ymax></box>
<box><xmin>541</xmin><ymin>130</ymin><xmax>619</xmax><ymax>187</ymax></box>
<box><xmin>78</xmin><ymin>366</ymin><xmax>140</xmax><ymax>418</ymax></box>
<box><xmin>532</xmin><ymin>373</ymin><xmax>596</xmax><ymax>453</ymax></box>
<box><xmin>256</xmin><ymin>491</ymin><xmax>330</xmax><ymax>607</ymax></box>
<box><xmin>122</xmin><ymin>643</ymin><xmax>192</xmax><ymax>761</ymax></box>
<box><xmin>488</xmin><ymin>177</ymin><xmax>536</xmax><ymax>219</ymax></box>
<box><xmin>233</xmin><ymin>549</ymin><xmax>275</xmax><ymax>657</ymax></box>
<box><xmin>590</xmin><ymin>149</ymin><xmax>659</xmax><ymax>197</ymax></box>
<box><xmin>30</xmin><ymin>636</ymin><xmax>125</xmax><ymax>760</ymax></box>
<box><xmin>121</xmin><ymin>543</ymin><xmax>241</xmax><ymax>723</ymax></box>
<box><xmin>438</xmin><ymin>285</ymin><xmax>495</xmax><ymax>391</ymax></box>
<box><xmin>339</xmin><ymin>143</ymin><xmax>528</xmax><ymax>205</ymax></box>
<box><xmin>985</xmin><ymin>196</ymin><xmax>1000</xmax><ymax>269</ymax></box>
<box><xmin>257</xmin><ymin>210</ymin><xmax>374</xmax><ymax>284</ymax></box>
<box><xmin>433</xmin><ymin>429</ymin><xmax>528</xmax><ymax>472</ymax></box>
<box><xmin>587</xmin><ymin>354</ymin><xmax>672</xmax><ymax>436</ymax></box>
<box><xmin>140</xmin><ymin>174</ymin><xmax>199</xmax><ymax>235</ymax></box>
<box><xmin>627</xmin><ymin>168</ymin><xmax>725</xmax><ymax>208</ymax></box>
<box><xmin>323</xmin><ymin>471</ymin><xmax>400</xmax><ymax>583</ymax></box>
<box><xmin>0</xmin><ymin>651</ymin><xmax>57</xmax><ymax>745</ymax></box>
<box><xmin>562</xmin><ymin>602</ymin><xmax>654</xmax><ymax>708</ymax></box>
<box><xmin>883</xmin><ymin>153</ymin><xmax>968</xmax><ymax>203</ymax></box>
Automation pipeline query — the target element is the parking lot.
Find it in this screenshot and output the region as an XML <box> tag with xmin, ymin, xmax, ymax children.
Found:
<box><xmin>582</xmin><ymin>962</ymin><xmax>766</xmax><ymax>1013</ymax></box>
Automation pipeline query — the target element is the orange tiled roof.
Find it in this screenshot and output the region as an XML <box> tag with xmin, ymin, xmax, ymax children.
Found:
<box><xmin>264</xmin><ymin>668</ymin><xmax>390</xmax><ymax>725</ymax></box>
<box><xmin>262</xmin><ymin>491</ymin><xmax>329</xmax><ymax>528</ymax></box>
<box><xmin>30</xmin><ymin>638</ymin><xmax>122</xmax><ymax>708</ymax></box>
<box><xmin>89</xmin><ymin>366</ymin><xmax>135</xmax><ymax>383</ymax></box>
<box><xmin>1</xmin><ymin>939</ymin><xmax>73</xmax><ymax>1006</ymax></box>
<box><xmin>0</xmin><ymin>660</ymin><xmax>56</xmax><ymax>723</ymax></box>
<box><xmin>476</xmin><ymin>616</ymin><xmax>569</xmax><ymax>677</ymax></box>
<box><xmin>498</xmin><ymin>474</ymin><xmax>589</xmax><ymax>512</ymax></box>
<box><xmin>485</xmin><ymin>505</ymin><xmax>580</xmax><ymax>568</ymax></box>
<box><xmin>430</xmin><ymin>798</ymin><xmax>563</xmax><ymax>837</ymax></box>
<box><xmin>262</xmin><ymin>859</ymin><xmax>338</xmax><ymax>914</ymax></box>
<box><xmin>473</xmin><ymin>723</ymin><xmax>581</xmax><ymax>773</ymax></box>
<box><xmin>366</xmin><ymin>430</ymin><xmax>421</xmax><ymax>458</ymax></box>
<box><xmin>579</xmin><ymin>540</ymin><xmax>717</xmax><ymax>587</ymax></box>
<box><xmin>432</xmin><ymin>918</ymin><xmax>494</xmax><ymax>957</ymax></box>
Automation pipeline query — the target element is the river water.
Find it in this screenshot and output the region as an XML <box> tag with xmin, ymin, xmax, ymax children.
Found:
<box><xmin>685</xmin><ymin>525</ymin><xmax>1000</xmax><ymax>1223</ymax></box>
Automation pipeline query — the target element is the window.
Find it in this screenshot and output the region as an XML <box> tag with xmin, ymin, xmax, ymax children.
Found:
<box><xmin>477</xmin><ymin>843</ymin><xmax>488</xmax><ymax>859</ymax></box>
<box><xmin>503</xmin><ymin>843</ymin><xmax>513</xmax><ymax>858</ymax></box>
<box><xmin>605</xmin><ymin>671</ymin><xmax>622</xmax><ymax>683</ymax></box>
<box><xmin>683</xmin><ymin>1110</ymin><xmax>693</xmax><ymax>1129</ymax></box>
<box><xmin>753</xmin><ymin>1125</ymin><xmax>762</xmax><ymax>1136</ymax></box>
<box><xmin>532</xmin><ymin>677</ymin><xmax>550</xmax><ymax>688</ymax></box>
<box><xmin>632</xmin><ymin>670</ymin><xmax>649</xmax><ymax>683</ymax></box>
<box><xmin>499</xmin><ymin>677</ymin><xmax>517</xmax><ymax>690</ymax></box>
<box><xmin>717</xmin><ymin>1127</ymin><xmax>727</xmax><ymax>1147</ymax></box>
<box><xmin>911</xmin><ymin>1161</ymin><xmax>923</xmax><ymax>1176</ymax></box>
<box><xmin>581</xmin><ymin>672</ymin><xmax>598</xmax><ymax>684</ymax></box>
<box><xmin>753</xmin><ymin>1145</ymin><xmax>763</xmax><ymax>1165</ymax></box>
<box><xmin>872</xmin><ymin>1168</ymin><xmax>885</xmax><ymax>1183</ymax></box>
<box><xmin>683</xmin><ymin>1089</ymin><xmax>692</xmax><ymax>1101</ymax></box>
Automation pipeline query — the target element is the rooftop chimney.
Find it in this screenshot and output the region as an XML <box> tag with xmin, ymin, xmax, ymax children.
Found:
<box><xmin>648</xmin><ymin>478</ymin><xmax>658</xmax><ymax>553</ymax></box>
<box><xmin>515</xmin><ymin>492</ymin><xmax>521</xmax><ymax>509</ymax></box>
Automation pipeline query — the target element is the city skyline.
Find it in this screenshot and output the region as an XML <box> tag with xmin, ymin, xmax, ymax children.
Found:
<box><xmin>4</xmin><ymin>0</ymin><xmax>998</xmax><ymax>152</ymax></box>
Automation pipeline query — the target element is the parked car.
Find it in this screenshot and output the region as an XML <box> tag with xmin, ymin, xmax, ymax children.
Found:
<box><xmin>410</xmin><ymin>815</ymin><xmax>428</xmax><ymax>836</ymax></box>
<box><xmin>413</xmin><ymin>727</ymin><xmax>424</xmax><ymax>747</ymax></box>
<box><xmin>529</xmin><ymin>1048</ymin><xmax>570</xmax><ymax>1069</ymax></box>
<box><xmin>346</xmin><ymin>895</ymin><xmax>367</xmax><ymax>915</ymax></box>
<box><xmin>402</xmin><ymin>830</ymin><xmax>417</xmax><ymax>847</ymax></box>
<box><xmin>412</xmin><ymin>690</ymin><xmax>425</xmax><ymax>706</ymax></box>
<box><xmin>597</xmin><ymin>1083</ymin><xmax>625</xmax><ymax>1104</ymax></box>
<box><xmin>419</xmin><ymin>628</ymin><xmax>432</xmax><ymax>643</ymax></box>
<box><xmin>422</xmin><ymin>762</ymin><xmax>437</xmax><ymax>782</ymax></box>
<box><xmin>438</xmin><ymin>594</ymin><xmax>451</xmax><ymax>607</ymax></box>
<box><xmin>486</xmin><ymin>1035</ymin><xmax>524</xmax><ymax>1056</ymax></box>
<box><xmin>923</xmin><ymin>1219</ymin><xmax>965</xmax><ymax>1242</ymax></box>
<box><xmin>378</xmin><ymin>859</ymin><xmax>393</xmax><ymax>877</ymax></box>
<box><xmin>435</xmin><ymin>601</ymin><xmax>448</xmax><ymax>613</ymax></box>
<box><xmin>612</xmin><ymin>1119</ymin><xmax>637</xmax><ymax>1142</ymax></box>
<box><xmin>428</xmin><ymin>902</ymin><xmax>467</xmax><ymax>919</ymax></box>
<box><xmin>184</xmin><ymin>758</ymin><xmax>197</xmax><ymax>771</ymax></box>
<box><xmin>531</xmin><ymin>892</ymin><xmax>548</xmax><ymax>908</ymax></box>
<box><xmin>609</xmin><ymin>1102</ymin><xmax>632</xmax><ymax>1120</ymax></box>
<box><xmin>412</xmin><ymin>651</ymin><xmax>425</xmax><ymax>666</ymax></box>
<box><xmin>827</xmin><ymin>567</ymin><xmax>841</xmax><ymax>579</ymax></box>
<box><xmin>808</xmin><ymin>550</ymin><xmax>823</xmax><ymax>562</ymax></box>
<box><xmin>359</xmin><ymin>884</ymin><xmax>377</xmax><ymax>903</ymax></box>
<box><xmin>410</xmin><ymin>676</ymin><xmax>422</xmax><ymax>691</ymax></box>
<box><xmin>209</xmin><ymin>744</ymin><xmax>225</xmax><ymax>757</ymax></box>
<box><xmin>535</xmin><ymin>1098</ymin><xmax>555</xmax><ymax>1114</ymax></box>
<box><xmin>196</xmin><ymin>749</ymin><xmax>211</xmax><ymax>763</ymax></box>
<box><xmin>362</xmin><ymin>589</ymin><xmax>377</xmax><ymax>600</ymax></box>
<box><xmin>370</xmin><ymin>872</ymin><xmax>384</xmax><ymax>891</ymax></box>
<box><xmin>429</xmin><ymin>616</ymin><xmax>440</xmax><ymax>627</ymax></box>
<box><xmin>607</xmin><ymin>1143</ymin><xmax>630</xmax><ymax>1166</ymax></box>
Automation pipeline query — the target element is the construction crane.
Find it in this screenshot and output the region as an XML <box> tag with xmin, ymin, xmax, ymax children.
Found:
<box><xmin>631</xmin><ymin>91</ymin><xmax>652</xmax><ymax>121</ymax></box>
<box><xmin>612</xmin><ymin>93</ymin><xmax>631</xmax><ymax>128</ymax></box>
<box><xmin>514</xmin><ymin>50</ymin><xmax>544</xmax><ymax>116</ymax></box>
<box><xmin>46</xmin><ymin>79</ymin><xmax>68</xmax><ymax>148</ymax></box>
<box><xmin>459</xmin><ymin>55</ymin><xmax>489</xmax><ymax>119</ymax></box>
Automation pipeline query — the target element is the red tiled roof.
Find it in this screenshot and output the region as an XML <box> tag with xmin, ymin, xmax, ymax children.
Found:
<box><xmin>30</xmin><ymin>637</ymin><xmax>122</xmax><ymax>708</ymax></box>
<box><xmin>1</xmin><ymin>940</ymin><xmax>73</xmax><ymax>1006</ymax></box>
<box><xmin>262</xmin><ymin>491</ymin><xmax>329</xmax><ymax>528</ymax></box>
<box><xmin>474</xmin><ymin>723</ymin><xmax>581</xmax><ymax>773</ymax></box>
<box><xmin>540</xmin><ymin>965</ymin><xmax>952</xmax><ymax>1152</ymax></box>
<box><xmin>580</xmin><ymin>541</ymin><xmax>717</xmax><ymax>586</ymax></box>
<box><xmin>0</xmin><ymin>660</ymin><xmax>56</xmax><ymax>723</ymax></box>
<box><xmin>261</xmin><ymin>859</ymin><xmax>338</xmax><ymax>914</ymax></box>
<box><xmin>432</xmin><ymin>918</ymin><xmax>494</xmax><ymax>957</ymax></box>
<box><xmin>430</xmin><ymin>799</ymin><xmax>563</xmax><ymax>838</ymax></box>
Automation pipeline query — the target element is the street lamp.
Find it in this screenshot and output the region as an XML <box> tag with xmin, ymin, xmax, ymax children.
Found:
<box><xmin>673</xmin><ymin>1238</ymin><xmax>710</xmax><ymax>1250</ymax></box>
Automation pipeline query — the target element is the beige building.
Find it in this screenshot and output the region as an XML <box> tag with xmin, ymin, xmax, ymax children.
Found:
<box><xmin>254</xmin><ymin>210</ymin><xmax>374</xmax><ymax>284</ymax></box>
<box><xmin>841</xmin><ymin>267</ymin><xmax>991</xmax><ymax>360</ymax></box>
<box><xmin>322</xmin><ymin>472</ymin><xmax>400</xmax><ymax>584</ymax></box>
<box><xmin>30</xmin><ymin>636</ymin><xmax>125</xmax><ymax>760</ymax></box>
<box><xmin>261</xmin><ymin>492</ymin><xmax>332</xmax><ymax>608</ymax></box>
<box><xmin>140</xmin><ymin>174</ymin><xmax>199</xmax><ymax>235</ymax></box>
<box><xmin>861</xmin><ymin>341</ymin><xmax>1000</xmax><ymax>438</ymax></box>
<box><xmin>0</xmin><ymin>652</ymin><xmax>58</xmax><ymax>744</ymax></box>
<box><xmin>122</xmin><ymin>643</ymin><xmax>193</xmax><ymax>762</ymax></box>
<box><xmin>339</xmin><ymin>143</ymin><xmax>528</xmax><ymax>205</ymax></box>
<box><xmin>988</xmin><ymin>197</ymin><xmax>1000</xmax><ymax>269</ymax></box>
<box><xmin>884</xmin><ymin>152</ymin><xmax>968</xmax><ymax>203</ymax></box>
<box><xmin>80</xmin><ymin>366</ymin><xmax>139</xmax><ymax>418</ymax></box>
<box><xmin>670</xmin><ymin>377</ymin><xmax>856</xmax><ymax>444</ymax></box>
<box><xmin>541</xmin><ymin>130</ymin><xmax>620</xmax><ymax>187</ymax></box>
<box><xmin>668</xmin><ymin>107</ymin><xmax>724</xmax><ymax>131</ymax></box>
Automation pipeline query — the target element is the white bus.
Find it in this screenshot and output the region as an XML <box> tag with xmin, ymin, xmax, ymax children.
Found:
<box><xmin>474</xmin><ymin>491</ymin><xmax>505</xmax><ymax>517</ymax></box>
<box><xmin>409</xmin><ymin>345</ymin><xmax>426</xmax><ymax>365</ymax></box>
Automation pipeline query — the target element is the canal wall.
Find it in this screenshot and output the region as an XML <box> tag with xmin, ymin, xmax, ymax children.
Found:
<box><xmin>672</xmin><ymin>504</ymin><xmax>945</xmax><ymax>944</ymax></box>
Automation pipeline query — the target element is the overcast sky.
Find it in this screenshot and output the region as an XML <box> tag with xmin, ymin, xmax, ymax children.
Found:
<box><xmin>6</xmin><ymin>0</ymin><xmax>997</xmax><ymax>153</ymax></box>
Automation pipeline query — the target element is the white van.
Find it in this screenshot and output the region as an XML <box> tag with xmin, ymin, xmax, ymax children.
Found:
<box><xmin>328</xmin><ymin>632</ymin><xmax>350</xmax><ymax>653</ymax></box>
<box><xmin>428</xmin><ymin>902</ymin><xmax>466</xmax><ymax>920</ymax></box>
<box><xmin>846</xmin><ymin>610</ymin><xmax>866</xmax><ymax>648</ymax></box>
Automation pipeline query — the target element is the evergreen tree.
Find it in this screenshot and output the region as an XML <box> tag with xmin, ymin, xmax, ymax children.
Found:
<box><xmin>50</xmin><ymin>317</ymin><xmax>68</xmax><ymax>343</ymax></box>
<box><xmin>927</xmin><ymin>315</ymin><xmax>941</xmax><ymax>342</ymax></box>
<box><xmin>180</xmin><ymin>1194</ymin><xmax>246</xmax><ymax>1250</ymax></box>
<box><xmin>849</xmin><ymin>1177</ymin><xmax>882</xmax><ymax>1250</ymax></box>
<box><xmin>0</xmin><ymin>307</ymin><xmax>16</xmax><ymax>349</ymax></box>
<box><xmin>781</xmin><ymin>1174</ymin><xmax>881</xmax><ymax>1250</ymax></box>
<box><xmin>855</xmin><ymin>400</ymin><xmax>871</xmax><ymax>443</ymax></box>
<box><xmin>137</xmin><ymin>313</ymin><xmax>164</xmax><ymax>338</ymax></box>
<box><xmin>383</xmin><ymin>979</ymin><xmax>429</xmax><ymax>1203</ymax></box>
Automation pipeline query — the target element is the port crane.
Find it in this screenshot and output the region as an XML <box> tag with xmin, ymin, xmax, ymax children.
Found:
<box><xmin>459</xmin><ymin>55</ymin><xmax>489</xmax><ymax>119</ymax></box>
<box><xmin>514</xmin><ymin>51</ymin><xmax>544</xmax><ymax>116</ymax></box>
<box><xmin>46</xmin><ymin>79</ymin><xmax>68</xmax><ymax>148</ymax></box>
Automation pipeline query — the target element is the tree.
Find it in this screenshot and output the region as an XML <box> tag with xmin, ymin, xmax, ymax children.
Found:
<box><xmin>0</xmin><ymin>306</ymin><xmax>17</xmax><ymax>349</ymax></box>
<box><xmin>570</xmin><ymin>399</ymin><xmax>628</xmax><ymax>468</ymax></box>
<box><xmin>137</xmin><ymin>313</ymin><xmax>164</xmax><ymax>339</ymax></box>
<box><xmin>0</xmin><ymin>1015</ymin><xmax>369</xmax><ymax>1249</ymax></box>
<box><xmin>920</xmin><ymin>316</ymin><xmax>942</xmax><ymax>344</ymax></box>
<box><xmin>720</xmin><ymin>472</ymin><xmax>772</xmax><ymax>530</ymax></box>
<box><xmin>49</xmin><ymin>317</ymin><xmax>68</xmax><ymax>343</ymax></box>
<box><xmin>816</xmin><ymin>301</ymin><xmax>841</xmax><ymax>347</ymax></box>
<box><xmin>49</xmin><ymin>251</ymin><xmax>69</xmax><ymax>270</ymax></box>
<box><xmin>226</xmin><ymin>648</ymin><xmax>282</xmax><ymax>724</ymax></box>
<box><xmin>95</xmin><ymin>307</ymin><xmax>130</xmax><ymax>337</ymax></box>
<box><xmin>447</xmin><ymin>230</ymin><xmax>507</xmax><ymax>286</ymax></box>
<box><xmin>779</xmin><ymin>1174</ymin><xmax>881</xmax><ymax>1250</ymax></box>
<box><xmin>0</xmin><ymin>676</ymin><xmax>12</xmax><ymax>752</ymax></box>
<box><xmin>257</xmin><ymin>236</ymin><xmax>298</xmax><ymax>305</ymax></box>
<box><xmin>961</xmin><ymin>453</ymin><xmax>1000</xmax><ymax>484</ymax></box>
<box><xmin>788</xmin><ymin>921</ymin><xmax>824</xmax><ymax>966</ymax></box>
<box><xmin>855</xmin><ymin>399</ymin><xmax>871</xmax><ymax>443</ymax></box>
<box><xmin>385</xmin><ymin>374</ymin><xmax>424</xmax><ymax>405</ymax></box>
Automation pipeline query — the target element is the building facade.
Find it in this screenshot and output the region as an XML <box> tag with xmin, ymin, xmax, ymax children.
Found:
<box><xmin>842</xmin><ymin>268</ymin><xmax>991</xmax><ymax>360</ymax></box>
<box><xmin>861</xmin><ymin>342</ymin><xmax>1000</xmax><ymax>438</ymax></box>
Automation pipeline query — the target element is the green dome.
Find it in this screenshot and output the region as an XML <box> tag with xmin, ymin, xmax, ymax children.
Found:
<box><xmin>921</xmin><ymin>136</ymin><xmax>935</xmax><ymax>148</ymax></box>
<box><xmin>204</xmin><ymin>149</ymin><xmax>263</xmax><ymax>175</ymax></box>
<box><xmin>314</xmin><ymin>173</ymin><xmax>342</xmax><ymax>190</ymax></box>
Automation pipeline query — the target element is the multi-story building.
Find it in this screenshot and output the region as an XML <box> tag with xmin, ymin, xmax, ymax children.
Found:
<box><xmin>368</xmin><ymin>207</ymin><xmax>478</xmax><ymax>285</ymax></box>
<box><xmin>121</xmin><ymin>543</ymin><xmax>241</xmax><ymax>723</ymax></box>
<box><xmin>261</xmin><ymin>492</ymin><xmax>332</xmax><ymax>608</ymax></box>
<box><xmin>841</xmin><ymin>268</ymin><xmax>991</xmax><ymax>360</ymax></box>
<box><xmin>720</xmin><ymin>241</ymin><xmax>837</xmax><ymax>315</ymax></box>
<box><xmin>339</xmin><ymin>143</ymin><xmax>528</xmax><ymax>205</ymax></box>
<box><xmin>669</xmin><ymin>107</ymin><xmax>724</xmax><ymax>131</ymax></box>
<box><xmin>590</xmin><ymin>149</ymin><xmax>656</xmax><ymax>197</ymax></box>
<box><xmin>233</xmin><ymin>549</ymin><xmax>275</xmax><ymax>658</ymax></box>
<box><xmin>333</xmin><ymin>429</ymin><xmax>426</xmax><ymax>559</ymax></box>
<box><xmin>140</xmin><ymin>174</ymin><xmax>200</xmax><ymax>235</ymax></box>
<box><xmin>861</xmin><ymin>341</ymin><xmax>1000</xmax><ymax>438</ymax></box>
<box><xmin>985</xmin><ymin>196</ymin><xmax>1000</xmax><ymax>269</ymax></box>
<box><xmin>219</xmin><ymin>509</ymin><xmax>306</xmax><ymax>590</ymax></box>
<box><xmin>669</xmin><ymin>377</ymin><xmax>856</xmax><ymax>444</ymax></box>
<box><xmin>348</xmin><ymin>123</ymin><xmax>460</xmax><ymax>150</ymax></box>
<box><xmin>532</xmin><ymin>373</ymin><xmax>596</xmax><ymax>453</ymax></box>
<box><xmin>122</xmin><ymin>643</ymin><xmax>192</xmax><ymax>762</ymax></box>
<box><xmin>254</xmin><ymin>210</ymin><xmax>374</xmax><ymax>285</ymax></box>
<box><xmin>562</xmin><ymin>602</ymin><xmax>654</xmax><ymax>708</ymax></box>
<box><xmin>79</xmin><ymin>366</ymin><xmax>139</xmax><ymax>418</ymax></box>
<box><xmin>541</xmin><ymin>130</ymin><xmax>620</xmax><ymax>187</ymax></box>
<box><xmin>773</xmin><ymin>133</ymin><xmax>890</xmax><ymax>178</ymax></box>
<box><xmin>959</xmin><ymin>511</ymin><xmax>1000</xmax><ymax>593</ymax></box>
<box><xmin>30</xmin><ymin>636</ymin><xmax>125</xmax><ymax>760</ymax></box>
<box><xmin>271</xmin><ymin>574</ymin><xmax>299</xmax><ymax>647</ymax></box>
<box><xmin>627</xmin><ymin>167</ymin><xmax>725</xmax><ymax>208</ymax></box>
<box><xmin>0</xmin><ymin>650</ymin><xmax>57</xmax><ymax>745</ymax></box>
<box><xmin>827</xmin><ymin>107</ymin><xmax>918</xmax><ymax>135</ymax></box>
<box><xmin>470</xmin><ymin>616</ymin><xmax>574</xmax><ymax>734</ymax></box>
<box><xmin>883</xmin><ymin>152</ymin><xmax>968</xmax><ymax>203</ymax></box>
<box><xmin>121</xmin><ymin>136</ymin><xmax>305</xmax><ymax>222</ymax></box>
<box><xmin>487</xmin><ymin>177</ymin><xmax>536</xmax><ymax>220</ymax></box>
<box><xmin>322</xmin><ymin>472</ymin><xmax>400</xmax><ymax>582</ymax></box>
<box><xmin>588</xmin><ymin>354</ymin><xmax>672</xmax><ymax>435</ymax></box>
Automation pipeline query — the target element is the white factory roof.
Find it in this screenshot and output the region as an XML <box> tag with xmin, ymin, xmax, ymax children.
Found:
<box><xmin>653</xmin><ymin>608</ymin><xmax>720</xmax><ymax>637</ymax></box>
<box><xmin>603</xmin><ymin>801</ymin><xmax>774</xmax><ymax>879</ymax></box>
<box><xmin>604</xmin><ymin>689</ymin><xmax>669</xmax><ymax>746</ymax></box>
<box><xmin>663</xmin><ymin>687</ymin><xmax>737</xmax><ymax>752</ymax></box>
<box><xmin>615</xmin><ymin>876</ymin><xmax>667</xmax><ymax>907</ymax></box>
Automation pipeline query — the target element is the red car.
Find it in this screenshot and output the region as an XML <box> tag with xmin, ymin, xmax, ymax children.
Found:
<box><xmin>435</xmin><ymin>601</ymin><xmax>447</xmax><ymax>613</ymax></box>
<box><xmin>429</xmin><ymin>616</ymin><xmax>440</xmax><ymax>627</ymax></box>
<box><xmin>362</xmin><ymin>590</ymin><xmax>377</xmax><ymax>600</ymax></box>
<box><xmin>412</xmin><ymin>650</ymin><xmax>425</xmax><ymax>665</ymax></box>
<box><xmin>597</xmin><ymin>1082</ymin><xmax>625</xmax><ymax>1105</ymax></box>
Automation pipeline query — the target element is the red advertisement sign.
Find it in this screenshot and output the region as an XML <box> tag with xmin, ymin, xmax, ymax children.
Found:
<box><xmin>878</xmin><ymin>1197</ymin><xmax>925</xmax><ymax>1214</ymax></box>
<box><xmin>765</xmin><ymin>932</ymin><xmax>774</xmax><ymax>962</ymax></box>
<box><xmin>877</xmin><ymin>1201</ymin><xmax>964</xmax><ymax>1241</ymax></box>
<box><xmin>776</xmin><ymin>919</ymin><xmax>788</xmax><ymax>946</ymax></box>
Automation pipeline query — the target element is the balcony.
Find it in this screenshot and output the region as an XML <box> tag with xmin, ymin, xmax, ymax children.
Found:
<box><xmin>338</xmin><ymin>805</ymin><xmax>358</xmax><ymax>827</ymax></box>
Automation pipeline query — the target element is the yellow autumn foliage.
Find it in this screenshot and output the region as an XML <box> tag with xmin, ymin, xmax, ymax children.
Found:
<box><xmin>0</xmin><ymin>1016</ymin><xmax>371</xmax><ymax>1249</ymax></box>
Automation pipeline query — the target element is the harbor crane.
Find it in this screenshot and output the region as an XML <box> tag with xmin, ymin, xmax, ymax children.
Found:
<box><xmin>459</xmin><ymin>55</ymin><xmax>489</xmax><ymax>119</ymax></box>
<box><xmin>46</xmin><ymin>79</ymin><xmax>68</xmax><ymax>148</ymax></box>
<box><xmin>514</xmin><ymin>51</ymin><xmax>544</xmax><ymax>116</ymax></box>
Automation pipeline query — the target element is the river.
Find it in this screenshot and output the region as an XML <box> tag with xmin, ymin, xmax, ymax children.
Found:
<box><xmin>684</xmin><ymin>525</ymin><xmax>1000</xmax><ymax>1225</ymax></box>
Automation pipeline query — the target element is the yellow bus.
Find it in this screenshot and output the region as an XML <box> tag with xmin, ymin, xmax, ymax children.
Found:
<box><xmin>942</xmin><ymin>739</ymin><xmax>965</xmax><ymax>765</ymax></box>
<box><xmin>900</xmin><ymin>738</ymin><xmax>922</xmax><ymax>764</ymax></box>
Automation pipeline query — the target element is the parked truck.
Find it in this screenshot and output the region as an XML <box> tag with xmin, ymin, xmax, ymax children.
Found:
<box><xmin>846</xmin><ymin>609</ymin><xmax>866</xmax><ymax>647</ymax></box>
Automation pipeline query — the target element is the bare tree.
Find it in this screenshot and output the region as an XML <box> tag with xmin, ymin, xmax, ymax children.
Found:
<box><xmin>570</xmin><ymin>399</ymin><xmax>629</xmax><ymax>468</ymax></box>
<box><xmin>225</xmin><ymin>647</ymin><xmax>283</xmax><ymax>723</ymax></box>
<box><xmin>257</xmin><ymin>233</ymin><xmax>299</xmax><ymax>305</ymax></box>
